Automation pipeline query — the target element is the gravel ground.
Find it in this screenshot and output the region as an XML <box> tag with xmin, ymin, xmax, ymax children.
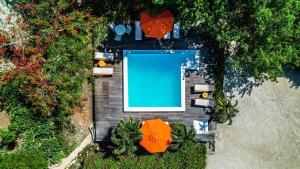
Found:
<box><xmin>207</xmin><ymin>71</ymin><xmax>300</xmax><ymax>169</ymax></box>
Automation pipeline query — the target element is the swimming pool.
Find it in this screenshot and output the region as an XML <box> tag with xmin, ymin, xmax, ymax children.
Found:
<box><xmin>123</xmin><ymin>50</ymin><xmax>199</xmax><ymax>112</ymax></box>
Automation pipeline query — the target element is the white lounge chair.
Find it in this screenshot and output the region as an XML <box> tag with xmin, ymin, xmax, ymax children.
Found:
<box><xmin>173</xmin><ymin>22</ymin><xmax>180</xmax><ymax>38</ymax></box>
<box><xmin>93</xmin><ymin>67</ymin><xmax>113</xmax><ymax>76</ymax></box>
<box><xmin>94</xmin><ymin>52</ymin><xmax>114</xmax><ymax>61</ymax></box>
<box><xmin>194</xmin><ymin>99</ymin><xmax>215</xmax><ymax>107</ymax></box>
<box><xmin>193</xmin><ymin>119</ymin><xmax>208</xmax><ymax>134</ymax></box>
<box><xmin>194</xmin><ymin>84</ymin><xmax>215</xmax><ymax>92</ymax></box>
<box><xmin>164</xmin><ymin>32</ymin><xmax>171</xmax><ymax>39</ymax></box>
<box><xmin>135</xmin><ymin>21</ymin><xmax>142</xmax><ymax>40</ymax></box>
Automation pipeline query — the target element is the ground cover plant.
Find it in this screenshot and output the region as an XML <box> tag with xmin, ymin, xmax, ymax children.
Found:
<box><xmin>0</xmin><ymin>150</ymin><xmax>48</xmax><ymax>169</ymax></box>
<box><xmin>76</xmin><ymin>142</ymin><xmax>206</xmax><ymax>169</ymax></box>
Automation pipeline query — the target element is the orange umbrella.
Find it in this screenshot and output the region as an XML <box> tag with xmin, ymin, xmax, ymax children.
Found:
<box><xmin>140</xmin><ymin>10</ymin><xmax>174</xmax><ymax>39</ymax></box>
<box><xmin>139</xmin><ymin>119</ymin><xmax>172</xmax><ymax>153</ymax></box>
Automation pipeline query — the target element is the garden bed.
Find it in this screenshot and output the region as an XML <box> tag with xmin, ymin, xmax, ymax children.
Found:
<box><xmin>70</xmin><ymin>142</ymin><xmax>207</xmax><ymax>169</ymax></box>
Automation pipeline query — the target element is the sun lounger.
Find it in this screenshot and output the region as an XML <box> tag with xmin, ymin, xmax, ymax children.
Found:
<box><xmin>93</xmin><ymin>67</ymin><xmax>113</xmax><ymax>76</ymax></box>
<box><xmin>173</xmin><ymin>22</ymin><xmax>180</xmax><ymax>38</ymax></box>
<box><xmin>135</xmin><ymin>20</ymin><xmax>142</xmax><ymax>40</ymax></box>
<box><xmin>194</xmin><ymin>84</ymin><xmax>215</xmax><ymax>92</ymax></box>
<box><xmin>94</xmin><ymin>52</ymin><xmax>115</xmax><ymax>61</ymax></box>
<box><xmin>193</xmin><ymin>119</ymin><xmax>209</xmax><ymax>134</ymax></box>
<box><xmin>194</xmin><ymin>99</ymin><xmax>215</xmax><ymax>107</ymax></box>
<box><xmin>164</xmin><ymin>32</ymin><xmax>171</xmax><ymax>39</ymax></box>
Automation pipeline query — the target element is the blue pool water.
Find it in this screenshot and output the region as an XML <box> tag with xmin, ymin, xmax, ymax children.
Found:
<box><xmin>124</xmin><ymin>50</ymin><xmax>198</xmax><ymax>108</ymax></box>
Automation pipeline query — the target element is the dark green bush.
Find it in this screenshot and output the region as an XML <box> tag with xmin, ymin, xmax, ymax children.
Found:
<box><xmin>214</xmin><ymin>89</ymin><xmax>239</xmax><ymax>125</ymax></box>
<box><xmin>111</xmin><ymin>118</ymin><xmax>142</xmax><ymax>156</ymax></box>
<box><xmin>171</xmin><ymin>123</ymin><xmax>196</xmax><ymax>150</ymax></box>
<box><xmin>0</xmin><ymin>150</ymin><xmax>48</xmax><ymax>169</ymax></box>
<box><xmin>0</xmin><ymin>130</ymin><xmax>17</xmax><ymax>147</ymax></box>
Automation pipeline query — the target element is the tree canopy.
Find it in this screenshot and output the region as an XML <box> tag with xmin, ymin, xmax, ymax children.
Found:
<box><xmin>152</xmin><ymin>0</ymin><xmax>300</xmax><ymax>79</ymax></box>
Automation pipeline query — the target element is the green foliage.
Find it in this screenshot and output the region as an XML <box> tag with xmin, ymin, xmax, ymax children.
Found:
<box><xmin>0</xmin><ymin>0</ymin><xmax>108</xmax><ymax>164</ymax></box>
<box><xmin>111</xmin><ymin>118</ymin><xmax>142</xmax><ymax>156</ymax></box>
<box><xmin>214</xmin><ymin>91</ymin><xmax>239</xmax><ymax>125</ymax></box>
<box><xmin>171</xmin><ymin>123</ymin><xmax>196</xmax><ymax>150</ymax></box>
<box><xmin>0</xmin><ymin>150</ymin><xmax>48</xmax><ymax>169</ymax></box>
<box><xmin>79</xmin><ymin>142</ymin><xmax>206</xmax><ymax>169</ymax></box>
<box><xmin>0</xmin><ymin>105</ymin><xmax>65</xmax><ymax>164</ymax></box>
<box><xmin>149</xmin><ymin>0</ymin><xmax>299</xmax><ymax>79</ymax></box>
<box><xmin>0</xmin><ymin>130</ymin><xmax>17</xmax><ymax>147</ymax></box>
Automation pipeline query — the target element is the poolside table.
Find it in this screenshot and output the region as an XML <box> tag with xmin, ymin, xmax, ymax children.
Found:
<box><xmin>115</xmin><ymin>24</ymin><xmax>126</xmax><ymax>35</ymax></box>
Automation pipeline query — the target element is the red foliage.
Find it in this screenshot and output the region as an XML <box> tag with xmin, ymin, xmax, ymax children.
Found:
<box><xmin>71</xmin><ymin>28</ymin><xmax>78</xmax><ymax>35</ymax></box>
<box><xmin>0</xmin><ymin>48</ymin><xmax>6</xmax><ymax>56</ymax></box>
<box><xmin>85</xmin><ymin>13</ymin><xmax>91</xmax><ymax>18</ymax></box>
<box><xmin>0</xmin><ymin>35</ymin><xmax>6</xmax><ymax>44</ymax></box>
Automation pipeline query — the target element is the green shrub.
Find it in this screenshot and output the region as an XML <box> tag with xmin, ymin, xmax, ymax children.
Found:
<box><xmin>171</xmin><ymin>123</ymin><xmax>196</xmax><ymax>150</ymax></box>
<box><xmin>0</xmin><ymin>130</ymin><xmax>17</xmax><ymax>147</ymax></box>
<box><xmin>214</xmin><ymin>90</ymin><xmax>239</xmax><ymax>125</ymax></box>
<box><xmin>111</xmin><ymin>117</ymin><xmax>142</xmax><ymax>156</ymax></box>
<box><xmin>7</xmin><ymin>106</ymin><xmax>35</xmax><ymax>133</ymax></box>
<box><xmin>0</xmin><ymin>150</ymin><xmax>48</xmax><ymax>169</ymax></box>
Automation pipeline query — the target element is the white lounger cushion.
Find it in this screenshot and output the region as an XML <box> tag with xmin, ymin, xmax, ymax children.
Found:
<box><xmin>173</xmin><ymin>22</ymin><xmax>180</xmax><ymax>38</ymax></box>
<box><xmin>193</xmin><ymin>119</ymin><xmax>208</xmax><ymax>134</ymax></box>
<box><xmin>194</xmin><ymin>84</ymin><xmax>215</xmax><ymax>92</ymax></box>
<box><xmin>94</xmin><ymin>52</ymin><xmax>114</xmax><ymax>60</ymax></box>
<box><xmin>135</xmin><ymin>21</ymin><xmax>142</xmax><ymax>40</ymax></box>
<box><xmin>194</xmin><ymin>99</ymin><xmax>215</xmax><ymax>107</ymax></box>
<box><xmin>93</xmin><ymin>67</ymin><xmax>113</xmax><ymax>76</ymax></box>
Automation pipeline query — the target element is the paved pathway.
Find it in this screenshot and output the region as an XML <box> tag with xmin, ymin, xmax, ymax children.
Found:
<box><xmin>49</xmin><ymin>135</ymin><xmax>92</xmax><ymax>169</ymax></box>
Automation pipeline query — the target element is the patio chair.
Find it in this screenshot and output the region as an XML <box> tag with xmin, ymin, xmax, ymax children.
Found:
<box><xmin>135</xmin><ymin>20</ymin><xmax>142</xmax><ymax>40</ymax></box>
<box><xmin>173</xmin><ymin>22</ymin><xmax>180</xmax><ymax>38</ymax></box>
<box><xmin>194</xmin><ymin>84</ymin><xmax>215</xmax><ymax>92</ymax></box>
<box><xmin>94</xmin><ymin>52</ymin><xmax>115</xmax><ymax>61</ymax></box>
<box><xmin>194</xmin><ymin>99</ymin><xmax>215</xmax><ymax>108</ymax></box>
<box><xmin>93</xmin><ymin>67</ymin><xmax>113</xmax><ymax>76</ymax></box>
<box><xmin>164</xmin><ymin>32</ymin><xmax>171</xmax><ymax>39</ymax></box>
<box><xmin>126</xmin><ymin>24</ymin><xmax>132</xmax><ymax>35</ymax></box>
<box><xmin>193</xmin><ymin>119</ymin><xmax>209</xmax><ymax>134</ymax></box>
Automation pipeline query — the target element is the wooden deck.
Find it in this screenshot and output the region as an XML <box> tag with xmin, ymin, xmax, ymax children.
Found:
<box><xmin>94</xmin><ymin>33</ymin><xmax>215</xmax><ymax>142</ymax></box>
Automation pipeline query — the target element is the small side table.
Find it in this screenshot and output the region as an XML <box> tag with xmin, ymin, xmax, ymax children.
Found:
<box><xmin>200</xmin><ymin>92</ymin><xmax>209</xmax><ymax>99</ymax></box>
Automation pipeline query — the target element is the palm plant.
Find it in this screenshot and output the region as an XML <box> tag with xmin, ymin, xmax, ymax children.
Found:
<box><xmin>171</xmin><ymin>123</ymin><xmax>196</xmax><ymax>150</ymax></box>
<box><xmin>215</xmin><ymin>94</ymin><xmax>239</xmax><ymax>125</ymax></box>
<box><xmin>111</xmin><ymin>117</ymin><xmax>142</xmax><ymax>156</ymax></box>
